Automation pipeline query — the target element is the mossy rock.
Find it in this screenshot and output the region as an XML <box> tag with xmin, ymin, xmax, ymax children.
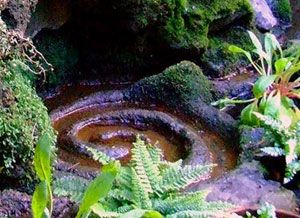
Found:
<box><xmin>0</xmin><ymin>60</ymin><xmax>56</xmax><ymax>188</ymax></box>
<box><xmin>161</xmin><ymin>0</ymin><xmax>253</xmax><ymax>51</ymax></box>
<box><xmin>202</xmin><ymin>27</ymin><xmax>255</xmax><ymax>77</ymax></box>
<box><xmin>128</xmin><ymin>61</ymin><xmax>213</xmax><ymax>106</ymax></box>
<box><xmin>96</xmin><ymin>0</ymin><xmax>253</xmax><ymax>52</ymax></box>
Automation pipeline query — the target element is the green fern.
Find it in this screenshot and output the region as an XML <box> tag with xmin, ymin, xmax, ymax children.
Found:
<box><xmin>86</xmin><ymin>146</ymin><xmax>113</xmax><ymax>165</ymax></box>
<box><xmin>131</xmin><ymin>168</ymin><xmax>152</xmax><ymax>209</ymax></box>
<box><xmin>254</xmin><ymin>112</ymin><xmax>300</xmax><ymax>183</ymax></box>
<box><xmin>131</xmin><ymin>137</ymin><xmax>162</xmax><ymax>194</ymax></box>
<box><xmin>159</xmin><ymin>163</ymin><xmax>213</xmax><ymax>194</ymax></box>
<box><xmin>54</xmin><ymin>176</ymin><xmax>89</xmax><ymax>202</ymax></box>
<box><xmin>55</xmin><ymin>136</ymin><xmax>233</xmax><ymax>217</ymax></box>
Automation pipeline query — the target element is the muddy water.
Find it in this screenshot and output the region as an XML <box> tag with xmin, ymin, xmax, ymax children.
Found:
<box><xmin>45</xmin><ymin>84</ymin><xmax>237</xmax><ymax>178</ymax></box>
<box><xmin>286</xmin><ymin>0</ymin><xmax>300</xmax><ymax>40</ymax></box>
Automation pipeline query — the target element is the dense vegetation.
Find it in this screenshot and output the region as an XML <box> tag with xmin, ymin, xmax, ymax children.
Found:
<box><xmin>0</xmin><ymin>18</ymin><xmax>56</xmax><ymax>186</ymax></box>
<box><xmin>214</xmin><ymin>31</ymin><xmax>300</xmax><ymax>183</ymax></box>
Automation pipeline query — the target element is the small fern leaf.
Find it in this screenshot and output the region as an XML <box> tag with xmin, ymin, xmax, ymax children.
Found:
<box><xmin>53</xmin><ymin>176</ymin><xmax>89</xmax><ymax>203</ymax></box>
<box><xmin>148</xmin><ymin>144</ymin><xmax>163</xmax><ymax>165</ymax></box>
<box><xmin>116</xmin><ymin>205</ymin><xmax>134</xmax><ymax>213</ymax></box>
<box><xmin>153</xmin><ymin>190</ymin><xmax>209</xmax><ymax>214</ymax></box>
<box><xmin>131</xmin><ymin>137</ymin><xmax>162</xmax><ymax>194</ymax></box>
<box><xmin>108</xmin><ymin>188</ymin><xmax>133</xmax><ymax>202</ymax></box>
<box><xmin>261</xmin><ymin>147</ymin><xmax>285</xmax><ymax>156</ymax></box>
<box><xmin>115</xmin><ymin>166</ymin><xmax>132</xmax><ymax>189</ymax></box>
<box><xmin>159</xmin><ymin>164</ymin><xmax>213</xmax><ymax>193</ymax></box>
<box><xmin>154</xmin><ymin>191</ymin><xmax>233</xmax><ymax>216</ymax></box>
<box><xmin>86</xmin><ymin>146</ymin><xmax>114</xmax><ymax>164</ymax></box>
<box><xmin>131</xmin><ymin>168</ymin><xmax>152</xmax><ymax>209</ymax></box>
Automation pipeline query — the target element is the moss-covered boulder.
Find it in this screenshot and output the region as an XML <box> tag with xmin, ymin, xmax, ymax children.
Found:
<box><xmin>127</xmin><ymin>61</ymin><xmax>213</xmax><ymax>106</ymax></box>
<box><xmin>101</xmin><ymin>0</ymin><xmax>253</xmax><ymax>52</ymax></box>
<box><xmin>0</xmin><ymin>60</ymin><xmax>56</xmax><ymax>188</ymax></box>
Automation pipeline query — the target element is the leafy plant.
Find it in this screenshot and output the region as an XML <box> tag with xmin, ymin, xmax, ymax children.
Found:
<box><xmin>32</xmin><ymin>134</ymin><xmax>54</xmax><ymax>218</ymax></box>
<box><xmin>55</xmin><ymin>137</ymin><xmax>233</xmax><ymax>218</ymax></box>
<box><xmin>31</xmin><ymin>135</ymin><xmax>120</xmax><ymax>218</ymax></box>
<box><xmin>0</xmin><ymin>18</ymin><xmax>56</xmax><ymax>186</ymax></box>
<box><xmin>212</xmin><ymin>31</ymin><xmax>300</xmax><ymax>183</ymax></box>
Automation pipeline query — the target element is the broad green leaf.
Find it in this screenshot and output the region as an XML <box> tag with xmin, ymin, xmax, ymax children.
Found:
<box><xmin>34</xmin><ymin>134</ymin><xmax>52</xmax><ymax>183</ymax></box>
<box><xmin>76</xmin><ymin>162</ymin><xmax>120</xmax><ymax>218</ymax></box>
<box><xmin>253</xmin><ymin>75</ymin><xmax>277</xmax><ymax>98</ymax></box>
<box><xmin>264</xmin><ymin>33</ymin><xmax>273</xmax><ymax>65</ymax></box>
<box><xmin>275</xmin><ymin>58</ymin><xmax>289</xmax><ymax>74</ymax></box>
<box><xmin>228</xmin><ymin>45</ymin><xmax>253</xmax><ymax>61</ymax></box>
<box><xmin>228</xmin><ymin>45</ymin><xmax>247</xmax><ymax>54</ymax></box>
<box><xmin>32</xmin><ymin>181</ymin><xmax>49</xmax><ymax>218</ymax></box>
<box><xmin>265</xmin><ymin>33</ymin><xmax>283</xmax><ymax>56</ymax></box>
<box><xmin>241</xmin><ymin>102</ymin><xmax>259</xmax><ymax>125</ymax></box>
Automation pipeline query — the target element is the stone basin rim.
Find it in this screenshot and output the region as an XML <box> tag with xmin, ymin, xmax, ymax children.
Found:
<box><xmin>62</xmin><ymin>109</ymin><xmax>213</xmax><ymax>166</ymax></box>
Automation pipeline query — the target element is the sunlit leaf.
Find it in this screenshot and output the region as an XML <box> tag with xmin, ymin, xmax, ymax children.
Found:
<box><xmin>34</xmin><ymin>134</ymin><xmax>52</xmax><ymax>184</ymax></box>
<box><xmin>76</xmin><ymin>161</ymin><xmax>120</xmax><ymax>218</ymax></box>
<box><xmin>32</xmin><ymin>181</ymin><xmax>49</xmax><ymax>218</ymax></box>
<box><xmin>248</xmin><ymin>31</ymin><xmax>263</xmax><ymax>52</ymax></box>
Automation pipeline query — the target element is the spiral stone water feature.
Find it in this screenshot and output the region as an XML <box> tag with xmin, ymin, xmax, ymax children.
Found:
<box><xmin>48</xmin><ymin>87</ymin><xmax>237</xmax><ymax>178</ymax></box>
<box><xmin>43</xmin><ymin>61</ymin><xmax>241</xmax><ymax>180</ymax></box>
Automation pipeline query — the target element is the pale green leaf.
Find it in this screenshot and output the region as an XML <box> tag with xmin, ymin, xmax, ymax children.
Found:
<box><xmin>76</xmin><ymin>162</ymin><xmax>120</xmax><ymax>218</ymax></box>
<box><xmin>34</xmin><ymin>134</ymin><xmax>52</xmax><ymax>183</ymax></box>
<box><xmin>32</xmin><ymin>181</ymin><xmax>49</xmax><ymax>218</ymax></box>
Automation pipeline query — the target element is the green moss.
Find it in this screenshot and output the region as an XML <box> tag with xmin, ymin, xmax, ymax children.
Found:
<box><xmin>0</xmin><ymin>59</ymin><xmax>56</xmax><ymax>186</ymax></box>
<box><xmin>277</xmin><ymin>0</ymin><xmax>292</xmax><ymax>22</ymax></box>
<box><xmin>202</xmin><ymin>27</ymin><xmax>255</xmax><ymax>76</ymax></box>
<box><xmin>129</xmin><ymin>61</ymin><xmax>213</xmax><ymax>105</ymax></box>
<box><xmin>161</xmin><ymin>0</ymin><xmax>253</xmax><ymax>51</ymax></box>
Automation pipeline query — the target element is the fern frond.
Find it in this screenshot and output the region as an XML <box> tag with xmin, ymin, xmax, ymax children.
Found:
<box><xmin>86</xmin><ymin>146</ymin><xmax>114</xmax><ymax>164</ymax></box>
<box><xmin>261</xmin><ymin>147</ymin><xmax>286</xmax><ymax>156</ymax></box>
<box><xmin>131</xmin><ymin>137</ymin><xmax>162</xmax><ymax>194</ymax></box>
<box><xmin>148</xmin><ymin>144</ymin><xmax>163</xmax><ymax>165</ymax></box>
<box><xmin>285</xmin><ymin>160</ymin><xmax>300</xmax><ymax>183</ymax></box>
<box><xmin>53</xmin><ymin>176</ymin><xmax>89</xmax><ymax>202</ymax></box>
<box><xmin>153</xmin><ymin>191</ymin><xmax>208</xmax><ymax>214</ymax></box>
<box><xmin>108</xmin><ymin>188</ymin><xmax>133</xmax><ymax>202</ymax></box>
<box><xmin>116</xmin><ymin>205</ymin><xmax>134</xmax><ymax>213</ymax></box>
<box><xmin>154</xmin><ymin>191</ymin><xmax>232</xmax><ymax>216</ymax></box>
<box><xmin>159</xmin><ymin>164</ymin><xmax>213</xmax><ymax>193</ymax></box>
<box><xmin>131</xmin><ymin>168</ymin><xmax>152</xmax><ymax>209</ymax></box>
<box><xmin>115</xmin><ymin>166</ymin><xmax>132</xmax><ymax>189</ymax></box>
